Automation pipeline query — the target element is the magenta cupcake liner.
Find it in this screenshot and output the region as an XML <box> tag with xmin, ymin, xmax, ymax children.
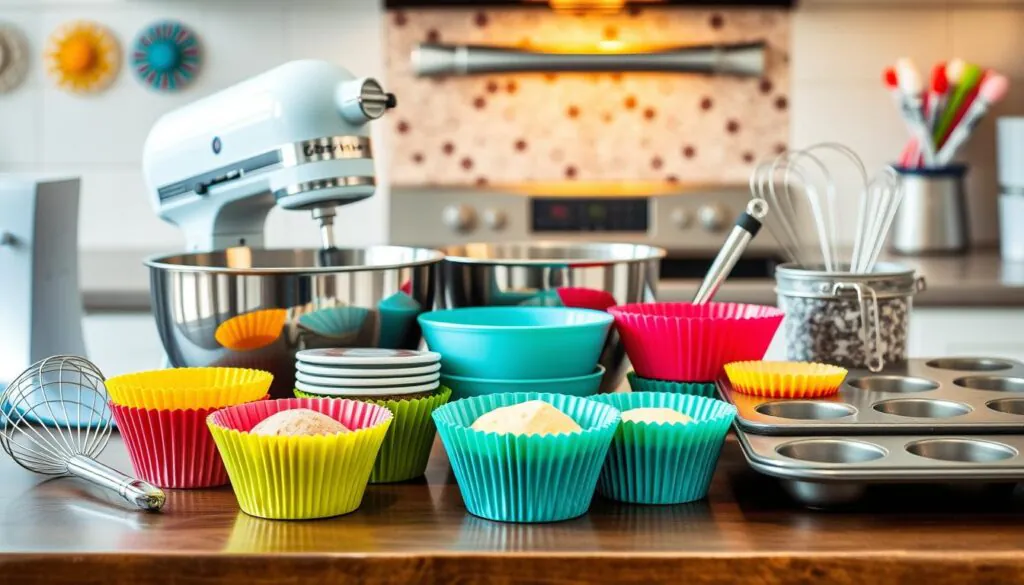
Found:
<box><xmin>609</xmin><ymin>302</ymin><xmax>784</xmax><ymax>382</ymax></box>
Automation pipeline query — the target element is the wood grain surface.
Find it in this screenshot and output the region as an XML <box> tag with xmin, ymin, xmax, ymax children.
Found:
<box><xmin>1</xmin><ymin>436</ymin><xmax>1024</xmax><ymax>584</ymax></box>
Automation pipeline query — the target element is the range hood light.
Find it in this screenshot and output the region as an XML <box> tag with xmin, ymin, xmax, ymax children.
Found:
<box><xmin>548</xmin><ymin>0</ymin><xmax>627</xmax><ymax>13</ymax></box>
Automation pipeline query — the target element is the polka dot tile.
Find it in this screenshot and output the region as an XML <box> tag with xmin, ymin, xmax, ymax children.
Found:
<box><xmin>385</xmin><ymin>8</ymin><xmax>790</xmax><ymax>185</ymax></box>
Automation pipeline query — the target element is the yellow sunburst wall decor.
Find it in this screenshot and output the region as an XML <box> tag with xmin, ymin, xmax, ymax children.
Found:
<box><xmin>46</xmin><ymin>20</ymin><xmax>121</xmax><ymax>94</ymax></box>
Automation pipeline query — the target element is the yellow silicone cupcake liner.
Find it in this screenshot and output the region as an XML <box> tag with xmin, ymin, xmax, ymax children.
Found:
<box><xmin>105</xmin><ymin>367</ymin><xmax>273</xmax><ymax>410</ymax></box>
<box><xmin>724</xmin><ymin>361</ymin><xmax>848</xmax><ymax>398</ymax></box>
<box><xmin>208</xmin><ymin>398</ymin><xmax>393</xmax><ymax>520</ymax></box>
<box><xmin>214</xmin><ymin>309</ymin><xmax>287</xmax><ymax>351</ymax></box>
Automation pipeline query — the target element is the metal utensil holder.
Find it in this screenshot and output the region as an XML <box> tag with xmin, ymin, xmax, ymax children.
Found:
<box><xmin>775</xmin><ymin>263</ymin><xmax>925</xmax><ymax>372</ymax></box>
<box><xmin>890</xmin><ymin>166</ymin><xmax>969</xmax><ymax>255</ymax></box>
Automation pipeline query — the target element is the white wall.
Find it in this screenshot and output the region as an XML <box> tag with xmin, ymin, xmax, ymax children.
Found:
<box><xmin>791</xmin><ymin>3</ymin><xmax>1024</xmax><ymax>246</ymax></box>
<box><xmin>0</xmin><ymin>0</ymin><xmax>390</xmax><ymax>250</ymax></box>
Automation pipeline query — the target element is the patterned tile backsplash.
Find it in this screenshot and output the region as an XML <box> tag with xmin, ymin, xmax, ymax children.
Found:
<box><xmin>385</xmin><ymin>7</ymin><xmax>790</xmax><ymax>186</ymax></box>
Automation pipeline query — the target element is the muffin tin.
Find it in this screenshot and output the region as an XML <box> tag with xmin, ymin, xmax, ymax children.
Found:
<box><xmin>719</xmin><ymin>357</ymin><xmax>1024</xmax><ymax>435</ymax></box>
<box><xmin>734</xmin><ymin>431</ymin><xmax>1024</xmax><ymax>508</ymax></box>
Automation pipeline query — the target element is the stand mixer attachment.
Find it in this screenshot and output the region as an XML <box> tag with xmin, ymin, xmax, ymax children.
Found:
<box><xmin>0</xmin><ymin>356</ymin><xmax>165</xmax><ymax>512</ymax></box>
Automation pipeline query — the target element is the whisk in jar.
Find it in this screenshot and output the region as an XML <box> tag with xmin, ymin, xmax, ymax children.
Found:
<box><xmin>0</xmin><ymin>355</ymin><xmax>165</xmax><ymax>511</ymax></box>
<box><xmin>751</xmin><ymin>142</ymin><xmax>904</xmax><ymax>275</ymax></box>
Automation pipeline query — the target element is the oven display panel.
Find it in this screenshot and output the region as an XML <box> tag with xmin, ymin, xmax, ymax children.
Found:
<box><xmin>531</xmin><ymin>198</ymin><xmax>650</xmax><ymax>233</ymax></box>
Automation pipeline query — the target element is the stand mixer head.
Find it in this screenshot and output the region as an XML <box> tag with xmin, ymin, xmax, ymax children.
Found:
<box><xmin>142</xmin><ymin>60</ymin><xmax>396</xmax><ymax>251</ymax></box>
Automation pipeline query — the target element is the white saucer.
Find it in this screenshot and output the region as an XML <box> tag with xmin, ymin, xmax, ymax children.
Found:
<box><xmin>296</xmin><ymin>348</ymin><xmax>440</xmax><ymax>366</ymax></box>
<box><xmin>295</xmin><ymin>380</ymin><xmax>440</xmax><ymax>397</ymax></box>
<box><xmin>296</xmin><ymin>361</ymin><xmax>441</xmax><ymax>378</ymax></box>
<box><xmin>295</xmin><ymin>371</ymin><xmax>439</xmax><ymax>387</ymax></box>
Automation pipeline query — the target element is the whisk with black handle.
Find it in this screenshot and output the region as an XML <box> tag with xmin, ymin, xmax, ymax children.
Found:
<box><xmin>0</xmin><ymin>356</ymin><xmax>165</xmax><ymax>511</ymax></box>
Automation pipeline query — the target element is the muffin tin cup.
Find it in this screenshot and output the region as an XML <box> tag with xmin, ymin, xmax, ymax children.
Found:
<box><xmin>105</xmin><ymin>367</ymin><xmax>273</xmax><ymax>410</ymax></box>
<box><xmin>626</xmin><ymin>372</ymin><xmax>717</xmax><ymax>398</ymax></box>
<box><xmin>723</xmin><ymin>361</ymin><xmax>847</xmax><ymax>399</ymax></box>
<box><xmin>609</xmin><ymin>302</ymin><xmax>784</xmax><ymax>382</ymax></box>
<box><xmin>589</xmin><ymin>393</ymin><xmax>737</xmax><ymax>505</ymax></box>
<box><xmin>295</xmin><ymin>387</ymin><xmax>453</xmax><ymax>483</ymax></box>
<box><xmin>111</xmin><ymin>402</ymin><xmax>239</xmax><ymax>489</ymax></box>
<box><xmin>207</xmin><ymin>398</ymin><xmax>392</xmax><ymax>520</ymax></box>
<box><xmin>432</xmin><ymin>392</ymin><xmax>620</xmax><ymax>523</ymax></box>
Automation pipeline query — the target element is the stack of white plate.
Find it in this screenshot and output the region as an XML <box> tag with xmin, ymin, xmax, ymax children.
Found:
<box><xmin>294</xmin><ymin>348</ymin><xmax>442</xmax><ymax>397</ymax></box>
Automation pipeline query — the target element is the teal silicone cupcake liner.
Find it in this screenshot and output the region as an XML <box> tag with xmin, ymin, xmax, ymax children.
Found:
<box><xmin>626</xmin><ymin>371</ymin><xmax>717</xmax><ymax>398</ymax></box>
<box><xmin>589</xmin><ymin>392</ymin><xmax>736</xmax><ymax>505</ymax></box>
<box><xmin>432</xmin><ymin>392</ymin><xmax>620</xmax><ymax>523</ymax></box>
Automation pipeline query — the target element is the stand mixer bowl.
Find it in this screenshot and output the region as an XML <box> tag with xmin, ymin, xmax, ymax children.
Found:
<box><xmin>440</xmin><ymin>242</ymin><xmax>665</xmax><ymax>392</ymax></box>
<box><xmin>146</xmin><ymin>246</ymin><xmax>444</xmax><ymax>399</ymax></box>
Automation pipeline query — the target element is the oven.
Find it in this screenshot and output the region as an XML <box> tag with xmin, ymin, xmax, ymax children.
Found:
<box><xmin>389</xmin><ymin>182</ymin><xmax>784</xmax><ymax>280</ymax></box>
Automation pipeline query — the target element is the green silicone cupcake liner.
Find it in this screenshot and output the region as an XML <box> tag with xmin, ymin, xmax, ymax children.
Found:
<box><xmin>589</xmin><ymin>392</ymin><xmax>736</xmax><ymax>505</ymax></box>
<box><xmin>294</xmin><ymin>387</ymin><xmax>452</xmax><ymax>483</ymax></box>
<box><xmin>626</xmin><ymin>371</ymin><xmax>717</xmax><ymax>398</ymax></box>
<box><xmin>432</xmin><ymin>392</ymin><xmax>620</xmax><ymax>523</ymax></box>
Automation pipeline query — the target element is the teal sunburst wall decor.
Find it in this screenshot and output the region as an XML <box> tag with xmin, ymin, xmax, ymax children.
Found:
<box><xmin>132</xmin><ymin>20</ymin><xmax>201</xmax><ymax>91</ymax></box>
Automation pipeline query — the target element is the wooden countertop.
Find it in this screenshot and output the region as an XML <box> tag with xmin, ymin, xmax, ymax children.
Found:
<box><xmin>4</xmin><ymin>436</ymin><xmax>1024</xmax><ymax>584</ymax></box>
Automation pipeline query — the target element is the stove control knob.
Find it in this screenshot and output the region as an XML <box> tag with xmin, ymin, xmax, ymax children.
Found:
<box><xmin>698</xmin><ymin>204</ymin><xmax>729</xmax><ymax>233</ymax></box>
<box><xmin>483</xmin><ymin>209</ymin><xmax>507</xmax><ymax>231</ymax></box>
<box><xmin>670</xmin><ymin>208</ymin><xmax>693</xmax><ymax>229</ymax></box>
<box><xmin>443</xmin><ymin>204</ymin><xmax>477</xmax><ymax>233</ymax></box>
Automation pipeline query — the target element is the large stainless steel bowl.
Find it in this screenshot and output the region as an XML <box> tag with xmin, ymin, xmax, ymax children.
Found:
<box><xmin>440</xmin><ymin>242</ymin><xmax>665</xmax><ymax>392</ymax></box>
<box><xmin>146</xmin><ymin>246</ymin><xmax>444</xmax><ymax>399</ymax></box>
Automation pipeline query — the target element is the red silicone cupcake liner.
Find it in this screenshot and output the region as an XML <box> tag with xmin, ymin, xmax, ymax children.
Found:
<box><xmin>609</xmin><ymin>302</ymin><xmax>784</xmax><ymax>382</ymax></box>
<box><xmin>207</xmin><ymin>397</ymin><xmax>390</xmax><ymax>433</ymax></box>
<box><xmin>556</xmin><ymin>287</ymin><xmax>617</xmax><ymax>312</ymax></box>
<box><xmin>111</xmin><ymin>403</ymin><xmax>234</xmax><ymax>489</ymax></box>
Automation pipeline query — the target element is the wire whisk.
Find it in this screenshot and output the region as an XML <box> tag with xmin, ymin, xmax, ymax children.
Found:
<box><xmin>0</xmin><ymin>356</ymin><xmax>165</xmax><ymax>511</ymax></box>
<box><xmin>752</xmin><ymin>142</ymin><xmax>904</xmax><ymax>274</ymax></box>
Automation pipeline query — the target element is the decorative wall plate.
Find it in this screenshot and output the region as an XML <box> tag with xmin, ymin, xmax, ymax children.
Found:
<box><xmin>0</xmin><ymin>22</ymin><xmax>30</xmax><ymax>94</ymax></box>
<box><xmin>46</xmin><ymin>20</ymin><xmax>121</xmax><ymax>93</ymax></box>
<box><xmin>132</xmin><ymin>20</ymin><xmax>201</xmax><ymax>91</ymax></box>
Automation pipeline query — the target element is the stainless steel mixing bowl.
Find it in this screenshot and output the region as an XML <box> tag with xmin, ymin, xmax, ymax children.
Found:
<box><xmin>440</xmin><ymin>242</ymin><xmax>665</xmax><ymax>392</ymax></box>
<box><xmin>146</xmin><ymin>246</ymin><xmax>444</xmax><ymax>399</ymax></box>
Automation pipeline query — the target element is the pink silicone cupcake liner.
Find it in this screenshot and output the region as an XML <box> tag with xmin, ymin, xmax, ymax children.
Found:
<box><xmin>111</xmin><ymin>402</ymin><xmax>241</xmax><ymax>489</ymax></box>
<box><xmin>556</xmin><ymin>287</ymin><xmax>617</xmax><ymax>312</ymax></box>
<box><xmin>609</xmin><ymin>302</ymin><xmax>785</xmax><ymax>382</ymax></box>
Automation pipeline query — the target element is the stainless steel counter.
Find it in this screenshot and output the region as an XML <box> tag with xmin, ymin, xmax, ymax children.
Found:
<box><xmin>81</xmin><ymin>249</ymin><xmax>1024</xmax><ymax>312</ymax></box>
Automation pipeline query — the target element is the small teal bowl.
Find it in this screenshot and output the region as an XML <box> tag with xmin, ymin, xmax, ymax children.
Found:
<box><xmin>433</xmin><ymin>392</ymin><xmax>620</xmax><ymax>523</ymax></box>
<box><xmin>589</xmin><ymin>392</ymin><xmax>736</xmax><ymax>505</ymax></box>
<box><xmin>442</xmin><ymin>366</ymin><xmax>605</xmax><ymax>401</ymax></box>
<box><xmin>418</xmin><ymin>307</ymin><xmax>613</xmax><ymax>379</ymax></box>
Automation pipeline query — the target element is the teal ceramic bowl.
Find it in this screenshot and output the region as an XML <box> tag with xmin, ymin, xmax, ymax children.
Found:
<box><xmin>418</xmin><ymin>307</ymin><xmax>613</xmax><ymax>379</ymax></box>
<box><xmin>432</xmin><ymin>392</ymin><xmax>620</xmax><ymax>523</ymax></box>
<box><xmin>589</xmin><ymin>392</ymin><xmax>736</xmax><ymax>505</ymax></box>
<box><xmin>441</xmin><ymin>366</ymin><xmax>605</xmax><ymax>400</ymax></box>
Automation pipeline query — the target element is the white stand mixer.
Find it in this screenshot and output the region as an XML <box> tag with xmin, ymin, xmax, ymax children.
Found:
<box><xmin>0</xmin><ymin>176</ymin><xmax>86</xmax><ymax>388</ymax></box>
<box><xmin>142</xmin><ymin>60</ymin><xmax>397</xmax><ymax>251</ymax></box>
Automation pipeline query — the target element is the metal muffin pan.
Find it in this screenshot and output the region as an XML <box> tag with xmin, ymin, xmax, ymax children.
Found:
<box><xmin>719</xmin><ymin>357</ymin><xmax>1024</xmax><ymax>435</ymax></box>
<box><xmin>734</xmin><ymin>429</ymin><xmax>1024</xmax><ymax>508</ymax></box>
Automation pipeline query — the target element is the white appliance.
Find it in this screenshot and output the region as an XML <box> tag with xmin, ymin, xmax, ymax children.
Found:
<box><xmin>998</xmin><ymin>117</ymin><xmax>1024</xmax><ymax>261</ymax></box>
<box><xmin>142</xmin><ymin>59</ymin><xmax>397</xmax><ymax>251</ymax></box>
<box><xmin>0</xmin><ymin>176</ymin><xmax>86</xmax><ymax>388</ymax></box>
